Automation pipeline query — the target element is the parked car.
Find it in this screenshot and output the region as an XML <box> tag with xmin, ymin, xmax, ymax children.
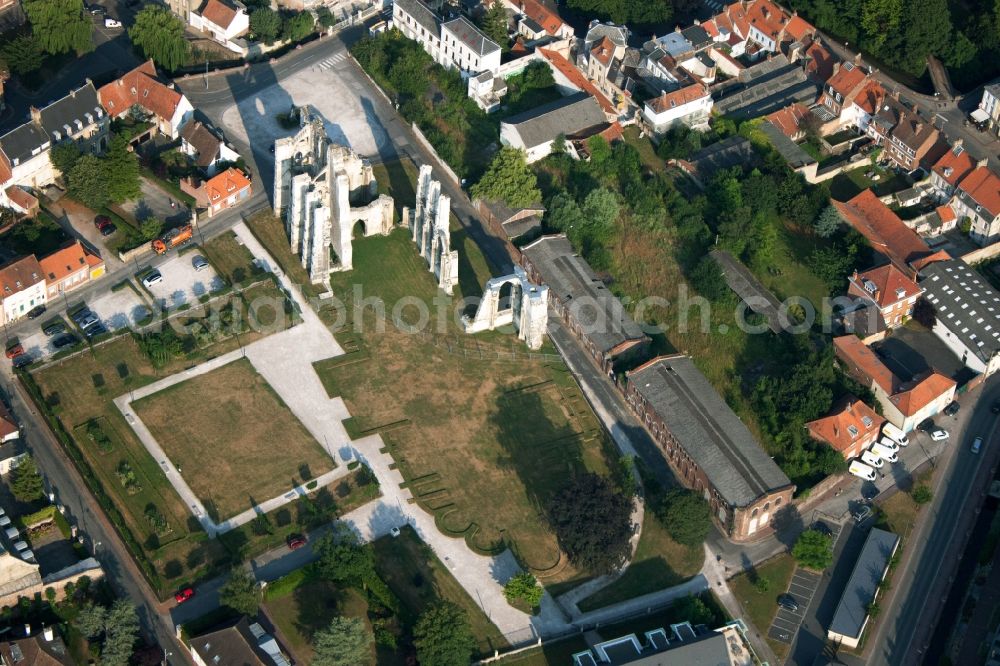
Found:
<box><xmin>26</xmin><ymin>305</ymin><xmax>46</xmax><ymax>320</ymax></box>
<box><xmin>70</xmin><ymin>307</ymin><xmax>93</xmax><ymax>324</ymax></box>
<box><xmin>11</xmin><ymin>355</ymin><xmax>33</xmax><ymax>369</ymax></box>
<box><xmin>944</xmin><ymin>401</ymin><xmax>961</xmax><ymax>416</ymax></box>
<box><xmin>849</xmin><ymin>460</ymin><xmax>877</xmax><ymax>481</ymax></box>
<box><xmin>287</xmin><ymin>534</ymin><xmax>307</xmax><ymax>550</ymax></box>
<box><xmin>142</xmin><ymin>270</ymin><xmax>162</xmax><ymax>288</ymax></box>
<box><xmin>42</xmin><ymin>321</ymin><xmax>66</xmax><ymax>337</ymax></box>
<box><xmin>870</xmin><ymin>442</ymin><xmax>899</xmax><ymax>463</ymax></box>
<box><xmin>5</xmin><ymin>343</ymin><xmax>23</xmax><ymax>359</ymax></box>
<box><xmin>77</xmin><ymin>313</ymin><xmax>99</xmax><ymax>330</ymax></box>
<box><xmin>812</xmin><ymin>521</ymin><xmax>833</xmax><ymax>537</ymax></box>
<box><xmin>104</xmin><ymin>18</ymin><xmax>122</xmax><ymax>28</ymax></box>
<box><xmin>84</xmin><ymin>323</ymin><xmax>107</xmax><ymax>338</ymax></box>
<box><xmin>174</xmin><ymin>587</ymin><xmax>195</xmax><ymax>604</ymax></box>
<box><xmin>94</xmin><ymin>215</ymin><xmax>111</xmax><ymax>230</ymax></box>
<box><xmin>778</xmin><ymin>594</ymin><xmax>800</xmax><ymax>612</ymax></box>
<box><xmin>193</xmin><ymin>256</ymin><xmax>210</xmax><ymax>272</ymax></box>
<box><xmin>930</xmin><ymin>428</ymin><xmax>949</xmax><ymax>442</ymax></box>
<box><xmin>99</xmin><ymin>222</ymin><xmax>116</xmax><ymax>237</ymax></box>
<box><xmin>861</xmin><ymin>450</ymin><xmax>884</xmax><ymax>468</ymax></box>
<box><xmin>53</xmin><ymin>334</ymin><xmax>79</xmax><ymax>349</ymax></box>
<box><xmin>882</xmin><ymin>422</ymin><xmax>909</xmax><ymax>446</ymax></box>
<box><xmin>917</xmin><ymin>418</ymin><xmax>936</xmax><ymax>432</ymax></box>
<box><xmin>972</xmin><ymin>436</ymin><xmax>984</xmax><ymax>454</ymax></box>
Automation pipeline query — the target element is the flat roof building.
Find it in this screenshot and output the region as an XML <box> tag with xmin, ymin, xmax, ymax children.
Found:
<box><xmin>521</xmin><ymin>234</ymin><xmax>649</xmax><ymax>371</ymax></box>
<box><xmin>625</xmin><ymin>354</ymin><xmax>794</xmax><ymax>541</ymax></box>
<box><xmin>828</xmin><ymin>528</ymin><xmax>899</xmax><ymax>648</ymax></box>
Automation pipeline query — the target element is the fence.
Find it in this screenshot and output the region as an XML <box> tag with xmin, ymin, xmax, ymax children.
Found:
<box><xmin>416</xmin><ymin>328</ymin><xmax>563</xmax><ymax>364</ymax></box>
<box><xmin>409</xmin><ymin>122</ymin><xmax>462</xmax><ymax>186</ymax></box>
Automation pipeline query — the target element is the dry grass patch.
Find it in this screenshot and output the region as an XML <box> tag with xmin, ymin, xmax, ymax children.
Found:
<box><xmin>132</xmin><ymin>358</ymin><xmax>334</xmax><ymax>522</ymax></box>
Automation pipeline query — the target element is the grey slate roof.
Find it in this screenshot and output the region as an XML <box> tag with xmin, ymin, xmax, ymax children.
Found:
<box><xmin>443</xmin><ymin>16</ymin><xmax>500</xmax><ymax>56</ymax></box>
<box><xmin>681</xmin><ymin>24</ymin><xmax>711</xmax><ymax>50</ymax></box>
<box><xmin>628</xmin><ymin>355</ymin><xmax>792</xmax><ymax>506</ymax></box>
<box><xmin>688</xmin><ymin>135</ymin><xmax>757</xmax><ymax>180</ymax></box>
<box><xmin>919</xmin><ymin>259</ymin><xmax>1000</xmax><ymax>364</ymax></box>
<box><xmin>521</xmin><ymin>235</ymin><xmax>647</xmax><ymax>354</ymax></box>
<box><xmin>830</xmin><ymin>528</ymin><xmax>899</xmax><ymax>640</ymax></box>
<box><xmin>760</xmin><ymin>122</ymin><xmax>816</xmax><ymax>169</ymax></box>
<box><xmin>520</xmin><ymin>16</ymin><xmax>544</xmax><ymax>34</ymax></box>
<box><xmin>501</xmin><ymin>93</ymin><xmax>606</xmax><ymax>150</ymax></box>
<box><xmin>0</xmin><ymin>82</ymin><xmax>103</xmax><ymax>165</ymax></box>
<box><xmin>584</xmin><ymin>22</ymin><xmax>628</xmax><ymax>48</ymax></box>
<box><xmin>713</xmin><ymin>58</ymin><xmax>818</xmax><ymax>119</ymax></box>
<box><xmin>394</xmin><ymin>0</ymin><xmax>439</xmax><ymax>35</ymax></box>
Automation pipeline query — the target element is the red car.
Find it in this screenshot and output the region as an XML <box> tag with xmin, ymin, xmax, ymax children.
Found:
<box><xmin>174</xmin><ymin>587</ymin><xmax>195</xmax><ymax>604</ymax></box>
<box><xmin>287</xmin><ymin>534</ymin><xmax>307</xmax><ymax>550</ymax></box>
<box><xmin>5</xmin><ymin>343</ymin><xmax>23</xmax><ymax>359</ymax></box>
<box><xmin>94</xmin><ymin>215</ymin><xmax>112</xmax><ymax>230</ymax></box>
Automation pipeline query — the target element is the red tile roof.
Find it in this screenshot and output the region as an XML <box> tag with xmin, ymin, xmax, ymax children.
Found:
<box><xmin>848</xmin><ymin>264</ymin><xmax>922</xmax><ymax>308</ymax></box>
<box><xmin>766</xmin><ymin>103</ymin><xmax>809</xmax><ymax>138</ymax></box>
<box><xmin>936</xmin><ymin>205</ymin><xmax>956</xmax><ymax>223</ymax></box>
<box><xmin>98</xmin><ymin>60</ymin><xmax>185</xmax><ymax>123</ymax></box>
<box><xmin>911</xmin><ymin>249</ymin><xmax>952</xmax><ymax>272</ymax></box>
<box><xmin>832</xmin><ymin>189</ymin><xmax>932</xmax><ymax>270</ymax></box>
<box><xmin>0</xmin><ymin>151</ymin><xmax>11</xmax><ymax>184</ymax></box>
<box><xmin>538</xmin><ymin>49</ymin><xmax>616</xmax><ymax>116</ymax></box>
<box><xmin>39</xmin><ymin>241</ymin><xmax>103</xmax><ymax>283</ymax></box>
<box><xmin>200</xmin><ymin>0</ymin><xmax>240</xmax><ymax>30</ymax></box>
<box><xmin>702</xmin><ymin>19</ymin><xmax>720</xmax><ymax>38</ymax></box>
<box><xmin>957</xmin><ymin>165</ymin><xmax>1000</xmax><ymax>219</ymax></box>
<box><xmin>825</xmin><ymin>61</ymin><xmax>867</xmax><ymax>99</ymax></box>
<box><xmin>205</xmin><ymin>167</ymin><xmax>251</xmax><ymax>203</ymax></box>
<box><xmin>745</xmin><ymin>0</ymin><xmax>791</xmax><ymax>40</ymax></box>
<box><xmin>591</xmin><ymin>36</ymin><xmax>615</xmax><ymax>67</ymax></box>
<box><xmin>803</xmin><ymin>39</ymin><xmax>835</xmax><ymax>81</ymax></box>
<box><xmin>516</xmin><ymin>0</ymin><xmax>567</xmax><ymax>37</ymax></box>
<box><xmin>806</xmin><ymin>397</ymin><xmax>884</xmax><ymax>455</ymax></box>
<box><xmin>4</xmin><ymin>185</ymin><xmax>37</xmax><ymax>213</ymax></box>
<box><xmin>889</xmin><ymin>372</ymin><xmax>956</xmax><ymax>416</ymax></box>
<box><xmin>646</xmin><ymin>83</ymin><xmax>710</xmax><ymax>114</ymax></box>
<box><xmin>932</xmin><ymin>144</ymin><xmax>978</xmax><ymax>188</ymax></box>
<box><xmin>784</xmin><ymin>14</ymin><xmax>815</xmax><ymax>42</ymax></box>
<box><xmin>852</xmin><ymin>79</ymin><xmax>886</xmax><ymax>115</ymax></box>
<box><xmin>834</xmin><ymin>335</ymin><xmax>899</xmax><ymax>394</ymax></box>
<box><xmin>0</xmin><ymin>255</ymin><xmax>44</xmax><ymax>300</ymax></box>
<box><xmin>0</xmin><ymin>401</ymin><xmax>17</xmax><ymax>440</ymax></box>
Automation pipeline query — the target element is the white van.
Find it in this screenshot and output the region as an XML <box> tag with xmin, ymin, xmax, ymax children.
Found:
<box><xmin>882</xmin><ymin>422</ymin><xmax>909</xmax><ymax>446</ymax></box>
<box><xmin>861</xmin><ymin>450</ymin><xmax>884</xmax><ymax>468</ymax></box>
<box><xmin>849</xmin><ymin>460</ymin><xmax>877</xmax><ymax>481</ymax></box>
<box><xmin>877</xmin><ymin>436</ymin><xmax>901</xmax><ymax>454</ymax></box>
<box><xmin>870</xmin><ymin>442</ymin><xmax>899</xmax><ymax>463</ymax></box>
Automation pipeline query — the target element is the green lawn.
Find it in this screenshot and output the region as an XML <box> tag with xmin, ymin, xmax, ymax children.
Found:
<box><xmin>199</xmin><ymin>231</ymin><xmax>267</xmax><ymax>286</ymax></box>
<box><xmin>243</xmin><ymin>211</ymin><xmax>326</xmax><ymax>299</ymax></box>
<box><xmin>373</xmin><ymin>526</ymin><xmax>508</xmax><ymax>656</ymax></box>
<box><xmin>730</xmin><ymin>553</ymin><xmax>795</xmax><ymax>655</ymax></box>
<box><xmin>622</xmin><ymin>126</ymin><xmax>666</xmax><ymax>173</ymax></box>
<box><xmin>758</xmin><ymin>221</ymin><xmax>835</xmax><ymax>310</ymax></box>
<box><xmin>576</xmin><ymin>512</ymin><xmax>703</xmax><ymax>612</ymax></box>
<box><xmin>830</xmin><ymin>165</ymin><xmax>910</xmax><ymax>201</ymax></box>
<box><xmin>493</xmin><ymin>636</ymin><xmax>590</xmax><ymax>665</ymax></box>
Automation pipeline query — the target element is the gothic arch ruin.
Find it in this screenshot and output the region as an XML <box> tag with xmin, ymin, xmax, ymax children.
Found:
<box><xmin>405</xmin><ymin>165</ymin><xmax>458</xmax><ymax>294</ymax></box>
<box><xmin>462</xmin><ymin>266</ymin><xmax>549</xmax><ymax>350</ymax></box>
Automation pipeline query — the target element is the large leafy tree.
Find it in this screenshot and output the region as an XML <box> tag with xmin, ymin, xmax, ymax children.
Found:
<box><xmin>0</xmin><ymin>33</ymin><xmax>45</xmax><ymax>76</ymax></box>
<box><xmin>656</xmin><ymin>488</ymin><xmax>712</xmax><ymax>547</ymax></box>
<box><xmin>478</xmin><ymin>0</ymin><xmax>509</xmax><ymax>48</ymax></box>
<box><xmin>312</xmin><ymin>524</ymin><xmax>376</xmax><ymax>585</ymax></box>
<box><xmin>50</xmin><ymin>141</ymin><xmax>82</xmax><ymax>177</ymax></box>
<box><xmin>23</xmin><ymin>0</ymin><xmax>92</xmax><ymax>55</ymax></box>
<box><xmin>11</xmin><ymin>456</ymin><xmax>45</xmax><ymax>502</ymax></box>
<box><xmin>566</xmin><ymin>0</ymin><xmax>671</xmax><ymax>25</ymax></box>
<box><xmin>219</xmin><ymin>568</ymin><xmax>259</xmax><ymax>616</ymax></box>
<box><xmin>129</xmin><ymin>5</ymin><xmax>189</xmax><ymax>71</ymax></box>
<box><xmin>282</xmin><ymin>11</ymin><xmax>315</xmax><ymax>42</ymax></box>
<box><xmin>413</xmin><ymin>602</ymin><xmax>476</xmax><ymax>666</ymax></box>
<box><xmin>250</xmin><ymin>8</ymin><xmax>282</xmax><ymax>43</ymax></box>
<box><xmin>103</xmin><ymin>135</ymin><xmax>141</xmax><ymax>204</ymax></box>
<box><xmin>313</xmin><ymin>617</ymin><xmax>374</xmax><ymax>666</ymax></box>
<box><xmin>547</xmin><ymin>473</ymin><xmax>633</xmax><ymax>574</ymax></box>
<box><xmin>470</xmin><ymin>147</ymin><xmax>541</xmax><ymax>207</ymax></box>
<box><xmin>792</xmin><ymin>529</ymin><xmax>834</xmax><ymax>571</ymax></box>
<box><xmin>75</xmin><ymin>600</ymin><xmax>138</xmax><ymax>666</ymax></box>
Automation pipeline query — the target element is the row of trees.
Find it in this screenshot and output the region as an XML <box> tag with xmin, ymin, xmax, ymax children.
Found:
<box><xmin>248</xmin><ymin>6</ymin><xmax>325</xmax><ymax>45</ymax></box>
<box><xmin>0</xmin><ymin>0</ymin><xmax>92</xmax><ymax>77</ymax></box>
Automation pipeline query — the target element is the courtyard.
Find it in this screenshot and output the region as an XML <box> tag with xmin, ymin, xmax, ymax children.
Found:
<box><xmin>130</xmin><ymin>357</ymin><xmax>335</xmax><ymax>522</ymax></box>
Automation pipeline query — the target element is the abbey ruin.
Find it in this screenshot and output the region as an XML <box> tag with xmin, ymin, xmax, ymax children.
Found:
<box><xmin>462</xmin><ymin>266</ymin><xmax>549</xmax><ymax>350</ymax></box>
<box><xmin>273</xmin><ymin>106</ymin><xmax>393</xmax><ymax>283</ymax></box>
<box><xmin>404</xmin><ymin>165</ymin><xmax>459</xmax><ymax>295</ymax></box>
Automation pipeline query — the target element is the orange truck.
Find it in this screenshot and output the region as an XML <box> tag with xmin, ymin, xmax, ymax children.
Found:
<box><xmin>151</xmin><ymin>224</ymin><xmax>193</xmax><ymax>255</ymax></box>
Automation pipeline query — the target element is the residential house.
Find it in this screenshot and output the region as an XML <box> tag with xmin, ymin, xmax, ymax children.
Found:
<box><xmin>0</xmin><ymin>626</ymin><xmax>74</xmax><ymax>666</ymax></box>
<box><xmin>833</xmin><ymin>335</ymin><xmax>956</xmax><ymax>432</ymax></box>
<box><xmin>712</xmin><ymin>53</ymin><xmax>817</xmax><ymax>120</ymax></box>
<box><xmin>930</xmin><ymin>141</ymin><xmax>978</xmax><ymax>201</ymax></box>
<box><xmin>582</xmin><ymin>30</ymin><xmax>640</xmax><ymax>105</ymax></box>
<box><xmin>521</xmin><ymin>234</ymin><xmax>649</xmax><ymax>371</ymax></box>
<box><xmin>625</xmin><ymin>355</ymin><xmax>794</xmax><ymax>541</ymax></box>
<box><xmin>828</xmin><ymin>528</ymin><xmax>900</xmax><ymax>648</ymax></box>
<box><xmin>189</xmin><ymin>0</ymin><xmax>250</xmax><ymax>54</ymax></box>
<box><xmin>393</xmin><ymin>0</ymin><xmax>501</xmax><ymax>77</ymax></box>
<box><xmin>0</xmin><ymin>400</ymin><xmax>19</xmax><ymax>446</ymax></box>
<box><xmin>500</xmin><ymin>93</ymin><xmax>611</xmax><ymax>163</ymax></box>
<box><xmin>950</xmin><ymin>165</ymin><xmax>1000</xmax><ymax>245</ymax></box>
<box><xmin>832</xmin><ymin>189</ymin><xmax>934</xmax><ymax>271</ymax></box>
<box><xmin>200</xmin><ymin>167</ymin><xmax>252</xmax><ymax>217</ymax></box>
<box><xmin>973</xmin><ymin>83</ymin><xmax>1000</xmax><ymax>136</ymax></box>
<box><xmin>0</xmin><ymin>82</ymin><xmax>108</xmax><ymax>212</ymax></box>
<box><xmin>0</xmin><ymin>440</ymin><xmax>26</xmax><ymax>476</ymax></box>
<box><xmin>188</xmin><ymin>616</ymin><xmax>291</xmax><ymax>666</ymax></box>
<box><xmin>641</xmin><ymin>83</ymin><xmax>712</xmax><ymax>134</ymax></box>
<box><xmin>38</xmin><ymin>241</ymin><xmax>106</xmax><ymax>299</ymax></box>
<box><xmin>571</xmin><ymin>621</ymin><xmax>754</xmax><ymax>665</ymax></box>
<box><xmin>806</xmin><ymin>397</ymin><xmax>885</xmax><ymax>460</ymax></box>
<box><xmin>710</xmin><ymin>0</ymin><xmax>815</xmax><ymax>58</ymax></box>
<box><xmin>846</xmin><ymin>264</ymin><xmax>923</xmax><ymax>329</ymax></box>
<box><xmin>670</xmin><ymin>135</ymin><xmax>757</xmax><ymax>189</ymax></box>
<box><xmin>98</xmin><ymin>60</ymin><xmax>195</xmax><ymax>139</ymax></box>
<box><xmin>766</xmin><ymin>102</ymin><xmax>811</xmax><ymax>140</ymax></box>
<box><xmin>920</xmin><ymin>259</ymin><xmax>1000</xmax><ymax>377</ymax></box>
<box><xmin>180</xmin><ymin>120</ymin><xmax>241</xmax><ymax>176</ymax></box>
<box><xmin>877</xmin><ymin>110</ymin><xmax>941</xmax><ymax>172</ymax></box>
<box><xmin>817</xmin><ymin>60</ymin><xmax>870</xmax><ymax>127</ymax></box>
<box><xmin>0</xmin><ymin>256</ymin><xmax>45</xmax><ymax>326</ymax></box>
<box><xmin>501</xmin><ymin>0</ymin><xmax>574</xmax><ymax>40</ymax></box>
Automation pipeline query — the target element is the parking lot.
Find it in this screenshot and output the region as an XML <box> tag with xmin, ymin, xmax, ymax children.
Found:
<box><xmin>88</xmin><ymin>285</ymin><xmax>151</xmax><ymax>330</ymax></box>
<box><xmin>768</xmin><ymin>519</ymin><xmax>843</xmax><ymax>645</ymax></box>
<box><xmin>144</xmin><ymin>253</ymin><xmax>225</xmax><ymax>310</ymax></box>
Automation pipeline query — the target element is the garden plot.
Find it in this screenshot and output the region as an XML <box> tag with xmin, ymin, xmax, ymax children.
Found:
<box><xmin>145</xmin><ymin>254</ymin><xmax>225</xmax><ymax>310</ymax></box>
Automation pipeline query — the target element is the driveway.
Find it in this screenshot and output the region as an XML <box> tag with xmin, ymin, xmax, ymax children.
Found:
<box><xmin>43</xmin><ymin>197</ymin><xmax>123</xmax><ymax>272</ymax></box>
<box><xmin>875</xmin><ymin>323</ymin><xmax>974</xmax><ymax>385</ymax></box>
<box><xmin>120</xmin><ymin>177</ymin><xmax>193</xmax><ymax>229</ymax></box>
<box><xmin>144</xmin><ymin>254</ymin><xmax>225</xmax><ymax>310</ymax></box>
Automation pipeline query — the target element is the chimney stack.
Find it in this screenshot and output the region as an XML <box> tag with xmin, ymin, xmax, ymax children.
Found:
<box><xmin>23</xmin><ymin>624</ymin><xmax>31</xmax><ymax>637</ymax></box>
<box><xmin>43</xmin><ymin>627</ymin><xmax>53</xmax><ymax>642</ymax></box>
<box><xmin>29</xmin><ymin>107</ymin><xmax>41</xmax><ymax>126</ymax></box>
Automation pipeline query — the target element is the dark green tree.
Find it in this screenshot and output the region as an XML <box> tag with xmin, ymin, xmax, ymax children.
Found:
<box><xmin>792</xmin><ymin>529</ymin><xmax>834</xmax><ymax>570</ymax></box>
<box><xmin>0</xmin><ymin>33</ymin><xmax>45</xmax><ymax>76</ymax></box>
<box><xmin>104</xmin><ymin>135</ymin><xmax>141</xmax><ymax>204</ymax></box>
<box><xmin>814</xmin><ymin>205</ymin><xmax>843</xmax><ymax>238</ymax></box>
<box><xmin>478</xmin><ymin>0</ymin><xmax>509</xmax><ymax>48</ymax></box>
<box><xmin>50</xmin><ymin>141</ymin><xmax>82</xmax><ymax>176</ymax></box>
<box><xmin>315</xmin><ymin>6</ymin><xmax>336</xmax><ymax>29</ymax></box>
<box><xmin>656</xmin><ymin>488</ymin><xmax>712</xmax><ymax>546</ymax></box>
<box><xmin>219</xmin><ymin>568</ymin><xmax>259</xmax><ymax>616</ymax></box>
<box><xmin>688</xmin><ymin>255</ymin><xmax>729</xmax><ymax>302</ymax></box>
<box><xmin>566</xmin><ymin>0</ymin><xmax>671</xmax><ymax>24</ymax></box>
<box><xmin>547</xmin><ymin>473</ymin><xmax>633</xmax><ymax>574</ymax></box>
<box><xmin>67</xmin><ymin>154</ymin><xmax>108</xmax><ymax>209</ymax></box>
<box><xmin>313</xmin><ymin>617</ymin><xmax>374</xmax><ymax>666</ymax></box>
<box><xmin>503</xmin><ymin>572</ymin><xmax>543</xmax><ymax>608</ymax></box>
<box><xmin>470</xmin><ymin>147</ymin><xmax>541</xmax><ymax>207</ymax></box>
<box><xmin>250</xmin><ymin>8</ymin><xmax>282</xmax><ymax>43</ymax></box>
<box><xmin>911</xmin><ymin>484</ymin><xmax>933</xmax><ymax>505</ymax></box>
<box><xmin>23</xmin><ymin>0</ymin><xmax>92</xmax><ymax>55</ymax></box>
<box><xmin>129</xmin><ymin>5</ymin><xmax>189</xmax><ymax>71</ymax></box>
<box><xmin>312</xmin><ymin>524</ymin><xmax>376</xmax><ymax>585</ymax></box>
<box><xmin>11</xmin><ymin>456</ymin><xmax>45</xmax><ymax>502</ymax></box>
<box><xmin>912</xmin><ymin>297</ymin><xmax>936</xmax><ymax>328</ymax></box>
<box><xmin>413</xmin><ymin>602</ymin><xmax>476</xmax><ymax>666</ymax></box>
<box><xmin>671</xmin><ymin>595</ymin><xmax>716</xmax><ymax>625</ymax></box>
<box><xmin>282</xmin><ymin>11</ymin><xmax>315</xmax><ymax>42</ymax></box>
<box><xmin>76</xmin><ymin>600</ymin><xmax>138</xmax><ymax>666</ymax></box>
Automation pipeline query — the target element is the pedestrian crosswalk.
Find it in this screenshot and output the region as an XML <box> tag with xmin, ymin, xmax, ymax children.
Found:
<box><xmin>315</xmin><ymin>52</ymin><xmax>348</xmax><ymax>71</ymax></box>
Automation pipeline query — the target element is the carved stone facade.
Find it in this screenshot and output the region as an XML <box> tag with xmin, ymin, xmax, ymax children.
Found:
<box><xmin>273</xmin><ymin>106</ymin><xmax>393</xmax><ymax>283</ymax></box>
<box><xmin>404</xmin><ymin>165</ymin><xmax>459</xmax><ymax>294</ymax></box>
<box><xmin>462</xmin><ymin>266</ymin><xmax>549</xmax><ymax>349</ymax></box>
